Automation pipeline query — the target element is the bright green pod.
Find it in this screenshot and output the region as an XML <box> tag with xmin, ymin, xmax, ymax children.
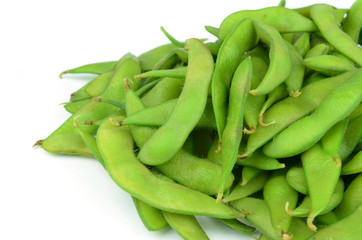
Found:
<box><xmin>289</xmin><ymin>178</ymin><xmax>344</xmax><ymax>218</ymax></box>
<box><xmin>38</xmin><ymin>53</ymin><xmax>141</xmax><ymax>155</ymax></box>
<box><xmin>339</xmin><ymin>114</ymin><xmax>362</xmax><ymax>161</ymax></box>
<box><xmin>241</xmin><ymin>167</ymin><xmax>264</xmax><ymax>187</ymax></box>
<box><xmin>141</xmin><ymin>77</ymin><xmax>184</xmax><ymax>107</ymax></box>
<box><xmin>293</xmin><ymin>32</ymin><xmax>310</xmax><ymax>57</ymax></box>
<box><xmin>304</xmin><ymin>43</ymin><xmax>330</xmax><ymax>59</ymax></box>
<box><xmin>138</xmin><ymin>38</ymin><xmax>214</xmax><ymax>166</ymax></box>
<box><xmin>219</xmin><ymin>6</ymin><xmax>317</xmax><ymax>41</ymax></box>
<box><xmin>134</xmin><ymin>66</ymin><xmax>187</xmax><ymax>80</ymax></box>
<box><xmin>258</xmin><ymin>85</ymin><xmax>289</xmax><ymax>127</ymax></box>
<box><xmin>223</xmin><ymin>171</ymin><xmax>269</xmax><ymax>203</ymax></box>
<box><xmin>217</xmin><ymin>57</ymin><xmax>252</xmax><ymax>201</ymax></box>
<box><xmin>263</xmin><ymin>69</ymin><xmax>362</xmax><ymax>158</ymax></box>
<box><xmin>97</xmin><ymin>119</ymin><xmax>243</xmax><ymax>219</ymax></box>
<box><xmin>310</xmin><ymin>4</ymin><xmax>362</xmax><ymax>66</ymax></box>
<box><xmin>138</xmin><ymin>43</ymin><xmax>176</xmax><ymax>71</ymax></box>
<box><xmin>288</xmin><ymin>218</ymin><xmax>314</xmax><ymax>240</ymax></box>
<box><xmin>212</xmin><ymin>18</ymin><xmax>257</xmax><ymax>139</ymax></box>
<box><xmin>249</xmin><ymin>21</ymin><xmax>292</xmax><ymax>96</ymax></box>
<box><xmin>134</xmin><ymin>78</ymin><xmax>162</xmax><ymax>97</ymax></box>
<box><xmin>301</xmin><ymin>143</ymin><xmax>342</xmax><ymax>231</ymax></box>
<box><xmin>132</xmin><ymin>197</ymin><xmax>168</xmax><ymax>231</ymax></box>
<box><xmin>263</xmin><ymin>170</ymin><xmax>298</xmax><ymax>238</ymax></box>
<box><xmin>321</xmin><ymin>118</ymin><xmax>349</xmax><ymax>158</ymax></box>
<box><xmin>341</xmin><ymin>151</ymin><xmax>362</xmax><ymax>175</ymax></box>
<box><xmin>230</xmin><ymin>197</ymin><xmax>282</xmax><ymax>240</ymax></box>
<box><xmin>286</xmin><ymin>164</ymin><xmax>308</xmax><ymax>195</ymax></box>
<box><xmin>334</xmin><ymin>173</ymin><xmax>362</xmax><ymax>219</ymax></box>
<box><xmin>342</xmin><ymin>0</ymin><xmax>362</xmax><ymax>43</ymax></box>
<box><xmin>124</xmin><ymin>82</ymin><xmax>234</xmax><ymax>196</ymax></box>
<box><xmin>283</xmin><ymin>40</ymin><xmax>305</xmax><ymax>96</ymax></box>
<box><xmin>243</xmin><ymin>46</ymin><xmax>269</xmax><ymax>133</ymax></box>
<box><xmin>302</xmin><ymin>73</ymin><xmax>325</xmax><ymax>87</ymax></box>
<box><xmin>315</xmin><ymin>211</ymin><xmax>339</xmax><ymax>225</ymax></box>
<box><xmin>84</xmin><ymin>71</ymin><xmax>114</xmax><ymax>98</ymax></box>
<box><xmin>304</xmin><ymin>55</ymin><xmax>357</xmax><ymax>76</ymax></box>
<box><xmin>59</xmin><ymin>61</ymin><xmax>117</xmax><ymax>78</ymax></box>
<box><xmin>307</xmin><ymin>205</ymin><xmax>362</xmax><ymax>240</ymax></box>
<box><xmin>63</xmin><ymin>99</ymin><xmax>92</xmax><ymax>114</ymax></box>
<box><xmin>204</xmin><ymin>25</ymin><xmax>219</xmax><ymax>38</ymax></box>
<box><xmin>243</xmin><ymin>70</ymin><xmax>356</xmax><ymax>158</ymax></box>
<box><xmin>122</xmin><ymin>98</ymin><xmax>216</xmax><ymax>129</ymax></box>
<box><xmin>294</xmin><ymin>5</ymin><xmax>348</xmax><ymax>26</ymax></box>
<box><xmin>162</xmin><ymin>212</ymin><xmax>209</xmax><ymax>240</ymax></box>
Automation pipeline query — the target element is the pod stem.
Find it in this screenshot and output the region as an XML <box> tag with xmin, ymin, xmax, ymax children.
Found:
<box><xmin>59</xmin><ymin>70</ymin><xmax>69</xmax><ymax>79</ymax></box>
<box><xmin>258</xmin><ymin>114</ymin><xmax>276</xmax><ymax>127</ymax></box>
<box><xmin>33</xmin><ymin>140</ymin><xmax>43</xmax><ymax>148</ymax></box>
<box><xmin>243</xmin><ymin>127</ymin><xmax>256</xmax><ymax>134</ymax></box>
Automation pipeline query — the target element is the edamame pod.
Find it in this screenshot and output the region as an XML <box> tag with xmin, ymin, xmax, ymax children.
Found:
<box><xmin>97</xmin><ymin>119</ymin><xmax>242</xmax><ymax>219</ymax></box>
<box><xmin>59</xmin><ymin>61</ymin><xmax>117</xmax><ymax>78</ymax></box>
<box><xmin>219</xmin><ymin>7</ymin><xmax>317</xmax><ymax>41</ymax></box>
<box><xmin>310</xmin><ymin>4</ymin><xmax>362</xmax><ymax>66</ymax></box>
<box><xmin>138</xmin><ymin>43</ymin><xmax>176</xmax><ymax>71</ymax></box>
<box><xmin>263</xmin><ymin>69</ymin><xmax>362</xmax><ymax>158</ymax></box>
<box><xmin>304</xmin><ymin>55</ymin><xmax>357</xmax><ymax>76</ymax></box>
<box><xmin>342</xmin><ymin>0</ymin><xmax>362</xmax><ymax>43</ymax></box>
<box><xmin>341</xmin><ymin>151</ymin><xmax>362</xmax><ymax>175</ymax></box>
<box><xmin>138</xmin><ymin>38</ymin><xmax>214</xmax><ymax>166</ymax></box>
<box><xmin>249</xmin><ymin>21</ymin><xmax>292</xmax><ymax>96</ymax></box>
<box><xmin>286</xmin><ymin>164</ymin><xmax>308</xmax><ymax>195</ymax></box>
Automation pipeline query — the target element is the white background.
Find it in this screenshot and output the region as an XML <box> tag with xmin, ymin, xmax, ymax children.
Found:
<box><xmin>0</xmin><ymin>0</ymin><xmax>355</xmax><ymax>239</ymax></box>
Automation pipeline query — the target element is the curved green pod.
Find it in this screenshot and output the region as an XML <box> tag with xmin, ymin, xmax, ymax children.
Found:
<box><xmin>290</xmin><ymin>178</ymin><xmax>344</xmax><ymax>217</ymax></box>
<box><xmin>138</xmin><ymin>38</ymin><xmax>214</xmax><ymax>166</ymax></box>
<box><xmin>97</xmin><ymin>120</ymin><xmax>243</xmax><ymax>219</ymax></box>
<box><xmin>304</xmin><ymin>55</ymin><xmax>357</xmax><ymax>76</ymax></box>
<box><xmin>163</xmin><ymin>212</ymin><xmax>209</xmax><ymax>240</ymax></box>
<box><xmin>59</xmin><ymin>61</ymin><xmax>117</xmax><ymax>78</ymax></box>
<box><xmin>307</xmin><ymin>204</ymin><xmax>362</xmax><ymax>240</ymax></box>
<box><xmin>293</xmin><ymin>32</ymin><xmax>310</xmax><ymax>57</ymax></box>
<box><xmin>122</xmin><ymin>98</ymin><xmax>216</xmax><ymax>129</ymax></box>
<box><xmin>263</xmin><ymin>69</ymin><xmax>362</xmax><ymax>158</ymax></box>
<box><xmin>334</xmin><ymin>173</ymin><xmax>362</xmax><ymax>219</ymax></box>
<box><xmin>132</xmin><ymin>197</ymin><xmax>168</xmax><ymax>231</ymax></box>
<box><xmin>138</xmin><ymin>43</ymin><xmax>176</xmax><ymax>71</ymax></box>
<box><xmin>342</xmin><ymin>0</ymin><xmax>362</xmax><ymax>43</ymax></box>
<box><xmin>219</xmin><ymin>6</ymin><xmax>317</xmax><ymax>41</ymax></box>
<box><xmin>263</xmin><ymin>170</ymin><xmax>298</xmax><ymax>238</ymax></box>
<box><xmin>341</xmin><ymin>150</ymin><xmax>362</xmax><ymax>175</ymax></box>
<box><xmin>134</xmin><ymin>66</ymin><xmax>187</xmax><ymax>80</ymax></box>
<box><xmin>217</xmin><ymin>57</ymin><xmax>252</xmax><ymax>201</ymax></box>
<box><xmin>243</xmin><ymin>70</ymin><xmax>356</xmax><ymax>158</ymax></box>
<box><xmin>286</xmin><ymin>164</ymin><xmax>308</xmax><ymax>195</ymax></box>
<box><xmin>310</xmin><ymin>4</ymin><xmax>362</xmax><ymax>66</ymax></box>
<box><xmin>212</xmin><ymin>18</ymin><xmax>257</xmax><ymax>139</ymax></box>
<box><xmin>339</xmin><ymin>114</ymin><xmax>362</xmax><ymax>161</ymax></box>
<box><xmin>249</xmin><ymin>21</ymin><xmax>292</xmax><ymax>96</ymax></box>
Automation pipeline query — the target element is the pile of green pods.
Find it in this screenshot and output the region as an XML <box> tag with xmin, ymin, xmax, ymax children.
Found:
<box><xmin>36</xmin><ymin>0</ymin><xmax>362</xmax><ymax>239</ymax></box>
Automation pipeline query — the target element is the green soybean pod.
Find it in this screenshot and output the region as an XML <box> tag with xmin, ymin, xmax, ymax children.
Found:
<box><xmin>293</xmin><ymin>32</ymin><xmax>310</xmax><ymax>57</ymax></box>
<box><xmin>204</xmin><ymin>25</ymin><xmax>219</xmax><ymax>38</ymax></box>
<box><xmin>315</xmin><ymin>211</ymin><xmax>339</xmax><ymax>225</ymax></box>
<box><xmin>138</xmin><ymin>43</ymin><xmax>176</xmax><ymax>71</ymax></box>
<box><xmin>223</xmin><ymin>171</ymin><xmax>269</xmax><ymax>203</ymax></box>
<box><xmin>334</xmin><ymin>173</ymin><xmax>362</xmax><ymax>219</ymax></box>
<box><xmin>162</xmin><ymin>212</ymin><xmax>209</xmax><ymax>240</ymax></box>
<box><xmin>288</xmin><ymin>217</ymin><xmax>314</xmax><ymax>240</ymax></box>
<box><xmin>341</xmin><ymin>151</ymin><xmax>362</xmax><ymax>175</ymax></box>
<box><xmin>219</xmin><ymin>6</ymin><xmax>317</xmax><ymax>41</ymax></box>
<box><xmin>263</xmin><ymin>69</ymin><xmax>362</xmax><ymax>158</ymax></box>
<box><xmin>301</xmin><ymin>143</ymin><xmax>341</xmax><ymax>231</ymax></box>
<box><xmin>283</xmin><ymin>40</ymin><xmax>305</xmax><ymax>97</ymax></box>
<box><xmin>97</xmin><ymin>119</ymin><xmax>243</xmax><ymax>219</ymax></box>
<box><xmin>310</xmin><ymin>4</ymin><xmax>362</xmax><ymax>66</ymax></box>
<box><xmin>286</xmin><ymin>164</ymin><xmax>308</xmax><ymax>195</ymax></box>
<box><xmin>307</xmin><ymin>205</ymin><xmax>362</xmax><ymax>240</ymax></box>
<box><xmin>124</xmin><ymin>82</ymin><xmax>234</xmax><ymax>196</ymax></box>
<box><xmin>138</xmin><ymin>38</ymin><xmax>214</xmax><ymax>166</ymax></box>
<box><xmin>243</xmin><ymin>70</ymin><xmax>356</xmax><ymax>158</ymax></box>
<box><xmin>218</xmin><ymin>219</ymin><xmax>256</xmax><ymax>239</ymax></box>
<box><xmin>321</xmin><ymin>118</ymin><xmax>349</xmax><ymax>158</ymax></box>
<box><xmin>349</xmin><ymin>103</ymin><xmax>362</xmax><ymax>120</ymax></box>
<box><xmin>212</xmin><ymin>18</ymin><xmax>257</xmax><ymax>139</ymax></box>
<box><xmin>141</xmin><ymin>77</ymin><xmax>184</xmax><ymax>107</ymax></box>
<box><xmin>342</xmin><ymin>0</ymin><xmax>362</xmax><ymax>43</ymax></box>
<box><xmin>304</xmin><ymin>43</ymin><xmax>330</xmax><ymax>59</ymax></box>
<box><xmin>303</xmin><ymin>55</ymin><xmax>357</xmax><ymax>76</ymax></box>
<box><xmin>122</xmin><ymin>98</ymin><xmax>216</xmax><ymax>129</ymax></box>
<box><xmin>302</xmin><ymin>73</ymin><xmax>325</xmax><ymax>86</ymax></box>
<box><xmin>84</xmin><ymin>71</ymin><xmax>115</xmax><ymax>98</ymax></box>
<box><xmin>230</xmin><ymin>197</ymin><xmax>282</xmax><ymax>240</ymax></box>
<box><xmin>134</xmin><ymin>66</ymin><xmax>187</xmax><ymax>80</ymax></box>
<box><xmin>236</xmin><ymin>148</ymin><xmax>285</xmax><ymax>170</ymax></box>
<box><xmin>288</xmin><ymin>178</ymin><xmax>344</xmax><ymax>218</ymax></box>
<box><xmin>263</xmin><ymin>170</ymin><xmax>298</xmax><ymax>239</ymax></box>
<box><xmin>132</xmin><ymin>197</ymin><xmax>168</xmax><ymax>231</ymax></box>
<box><xmin>241</xmin><ymin>167</ymin><xmax>264</xmax><ymax>187</ymax></box>
<box><xmin>59</xmin><ymin>61</ymin><xmax>117</xmax><ymax>78</ymax></box>
<box><xmin>243</xmin><ymin>46</ymin><xmax>269</xmax><ymax>133</ymax></box>
<box><xmin>339</xmin><ymin>114</ymin><xmax>362</xmax><ymax>161</ymax></box>
<box><xmin>217</xmin><ymin>57</ymin><xmax>252</xmax><ymax>201</ymax></box>
<box><xmin>249</xmin><ymin>21</ymin><xmax>292</xmax><ymax>96</ymax></box>
<box><xmin>63</xmin><ymin>99</ymin><xmax>92</xmax><ymax>114</ymax></box>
